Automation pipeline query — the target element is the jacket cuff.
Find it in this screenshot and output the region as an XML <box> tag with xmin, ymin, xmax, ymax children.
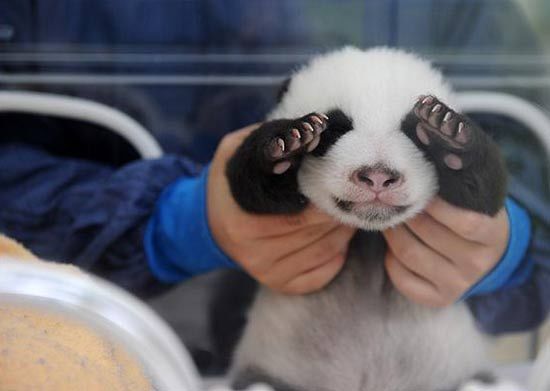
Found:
<box><xmin>144</xmin><ymin>165</ymin><xmax>236</xmax><ymax>283</ymax></box>
<box><xmin>462</xmin><ymin>197</ymin><xmax>533</xmax><ymax>299</ymax></box>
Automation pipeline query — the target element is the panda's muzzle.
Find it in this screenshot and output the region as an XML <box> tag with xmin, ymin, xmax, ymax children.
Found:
<box><xmin>333</xmin><ymin>196</ymin><xmax>410</xmax><ymax>218</ymax></box>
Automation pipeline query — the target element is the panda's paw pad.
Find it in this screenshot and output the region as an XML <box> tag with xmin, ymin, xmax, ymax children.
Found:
<box><xmin>266</xmin><ymin>112</ymin><xmax>328</xmax><ymax>174</ymax></box>
<box><xmin>414</xmin><ymin>95</ymin><xmax>474</xmax><ymax>170</ymax></box>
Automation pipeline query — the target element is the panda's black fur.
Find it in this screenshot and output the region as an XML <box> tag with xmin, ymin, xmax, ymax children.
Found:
<box><xmin>224</xmin><ymin>47</ymin><xmax>507</xmax><ymax>391</ymax></box>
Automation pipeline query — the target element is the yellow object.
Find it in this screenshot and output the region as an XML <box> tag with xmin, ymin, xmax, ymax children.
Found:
<box><xmin>0</xmin><ymin>234</ymin><xmax>38</xmax><ymax>261</ymax></box>
<box><xmin>0</xmin><ymin>234</ymin><xmax>152</xmax><ymax>391</ymax></box>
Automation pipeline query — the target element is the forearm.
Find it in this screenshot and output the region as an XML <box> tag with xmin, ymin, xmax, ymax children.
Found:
<box><xmin>466</xmin><ymin>200</ymin><xmax>549</xmax><ymax>334</ymax></box>
<box><xmin>463</xmin><ymin>198</ymin><xmax>532</xmax><ymax>298</ymax></box>
<box><xmin>144</xmin><ymin>165</ymin><xmax>236</xmax><ymax>284</ymax></box>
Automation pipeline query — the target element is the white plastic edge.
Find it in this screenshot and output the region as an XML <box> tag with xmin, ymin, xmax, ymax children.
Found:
<box><xmin>528</xmin><ymin>340</ymin><xmax>550</xmax><ymax>391</ymax></box>
<box><xmin>0</xmin><ymin>91</ymin><xmax>163</xmax><ymax>158</ymax></box>
<box><xmin>0</xmin><ymin>258</ymin><xmax>198</xmax><ymax>391</ymax></box>
<box><xmin>456</xmin><ymin>91</ymin><xmax>550</xmax><ymax>157</ymax></box>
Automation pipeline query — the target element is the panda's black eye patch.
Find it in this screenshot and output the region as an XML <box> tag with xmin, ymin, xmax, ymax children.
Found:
<box><xmin>325</xmin><ymin>109</ymin><xmax>353</xmax><ymax>133</ymax></box>
<box><xmin>310</xmin><ymin>109</ymin><xmax>353</xmax><ymax>157</ymax></box>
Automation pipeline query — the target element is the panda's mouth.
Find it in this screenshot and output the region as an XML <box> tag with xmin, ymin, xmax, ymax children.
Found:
<box><xmin>333</xmin><ymin>197</ymin><xmax>410</xmax><ymax>219</ymax></box>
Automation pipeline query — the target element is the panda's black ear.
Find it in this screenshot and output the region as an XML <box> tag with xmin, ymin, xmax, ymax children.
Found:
<box><xmin>276</xmin><ymin>77</ymin><xmax>292</xmax><ymax>103</ymax></box>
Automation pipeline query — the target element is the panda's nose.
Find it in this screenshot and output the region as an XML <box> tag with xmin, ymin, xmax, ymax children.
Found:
<box><xmin>352</xmin><ymin>166</ymin><xmax>403</xmax><ymax>192</ymax></box>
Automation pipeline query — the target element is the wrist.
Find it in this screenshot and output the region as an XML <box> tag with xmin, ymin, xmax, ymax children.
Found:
<box><xmin>144</xmin><ymin>165</ymin><xmax>237</xmax><ymax>284</ymax></box>
<box><xmin>205</xmin><ymin>163</ymin><xmax>237</xmax><ymax>262</ymax></box>
<box><xmin>461</xmin><ymin>197</ymin><xmax>532</xmax><ymax>299</ymax></box>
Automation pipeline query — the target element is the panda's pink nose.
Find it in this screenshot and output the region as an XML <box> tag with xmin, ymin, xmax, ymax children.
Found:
<box><xmin>352</xmin><ymin>166</ymin><xmax>403</xmax><ymax>192</ymax></box>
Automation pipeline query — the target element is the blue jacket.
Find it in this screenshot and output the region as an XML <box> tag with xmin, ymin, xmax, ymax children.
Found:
<box><xmin>0</xmin><ymin>0</ymin><xmax>548</xmax><ymax>335</ymax></box>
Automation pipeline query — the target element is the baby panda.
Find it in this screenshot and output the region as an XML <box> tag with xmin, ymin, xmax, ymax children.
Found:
<box><xmin>225</xmin><ymin>47</ymin><xmax>507</xmax><ymax>391</ymax></box>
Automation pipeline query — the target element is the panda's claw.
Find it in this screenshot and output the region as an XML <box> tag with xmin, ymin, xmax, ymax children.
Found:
<box><xmin>267</xmin><ymin>138</ymin><xmax>285</xmax><ymax>159</ymax></box>
<box><xmin>295</xmin><ymin>112</ymin><xmax>328</xmax><ymax>148</ymax></box>
<box><xmin>418</xmin><ymin>95</ymin><xmax>434</xmax><ymax>105</ymax></box>
<box><xmin>416</xmin><ymin>125</ymin><xmax>430</xmax><ymax>145</ymax></box>
<box><xmin>308</xmin><ymin>114</ymin><xmax>328</xmax><ymax>133</ymax></box>
<box><xmin>414</xmin><ymin>96</ymin><xmax>471</xmax><ymax>146</ymax></box>
<box><xmin>306</xmin><ymin>136</ymin><xmax>321</xmax><ymax>152</ymax></box>
<box><xmin>302</xmin><ymin>121</ymin><xmax>315</xmax><ymax>134</ymax></box>
<box><xmin>258</xmin><ymin>112</ymin><xmax>330</xmax><ymax>174</ymax></box>
<box><xmin>310</xmin><ymin>115</ymin><xmax>323</xmax><ymax>126</ymax></box>
<box><xmin>266</xmin><ymin>112</ymin><xmax>328</xmax><ymax>168</ymax></box>
<box><xmin>414</xmin><ymin>95</ymin><xmax>436</xmax><ymax>120</ymax></box>
<box><xmin>300</xmin><ymin>127</ymin><xmax>315</xmax><ymax>143</ymax></box>
<box><xmin>287</xmin><ymin>134</ymin><xmax>301</xmax><ymax>152</ymax></box>
<box><xmin>440</xmin><ymin>112</ymin><xmax>454</xmax><ymax>136</ymax></box>
<box><xmin>455</xmin><ymin>122</ymin><xmax>469</xmax><ymax>144</ymax></box>
<box><xmin>431</xmin><ymin>103</ymin><xmax>442</xmax><ymax>113</ymax></box>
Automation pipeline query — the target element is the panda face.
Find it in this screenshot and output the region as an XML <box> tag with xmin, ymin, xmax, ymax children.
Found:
<box><xmin>297</xmin><ymin>113</ymin><xmax>438</xmax><ymax>230</ymax></box>
<box><xmin>270</xmin><ymin>47</ymin><xmax>455</xmax><ymax>230</ymax></box>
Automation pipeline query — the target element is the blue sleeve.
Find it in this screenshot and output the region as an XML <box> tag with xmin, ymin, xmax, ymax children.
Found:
<box><xmin>0</xmin><ymin>143</ymin><xmax>202</xmax><ymax>298</ymax></box>
<box><xmin>466</xmin><ymin>199</ymin><xmax>550</xmax><ymax>334</ymax></box>
<box><xmin>144</xmin><ymin>165</ymin><xmax>236</xmax><ymax>284</ymax></box>
<box><xmin>462</xmin><ymin>198</ymin><xmax>533</xmax><ymax>298</ymax></box>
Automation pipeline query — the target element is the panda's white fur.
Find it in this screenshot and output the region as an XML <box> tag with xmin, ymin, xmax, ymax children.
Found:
<box><xmin>231</xmin><ymin>47</ymin><xmax>491</xmax><ymax>391</ymax></box>
<box><xmin>270</xmin><ymin>46</ymin><xmax>455</xmax><ymax>230</ymax></box>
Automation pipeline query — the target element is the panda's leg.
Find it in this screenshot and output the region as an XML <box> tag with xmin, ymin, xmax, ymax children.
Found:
<box><xmin>448</xmin><ymin>371</ymin><xmax>499</xmax><ymax>391</ymax></box>
<box><xmin>226</xmin><ymin>113</ymin><xmax>328</xmax><ymax>214</ymax></box>
<box><xmin>403</xmin><ymin>96</ymin><xmax>508</xmax><ymax>216</ymax></box>
<box><xmin>232</xmin><ymin>367</ymin><xmax>304</xmax><ymax>391</ymax></box>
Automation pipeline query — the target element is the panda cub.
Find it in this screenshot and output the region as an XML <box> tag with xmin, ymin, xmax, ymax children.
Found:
<box><xmin>226</xmin><ymin>47</ymin><xmax>507</xmax><ymax>391</ymax></box>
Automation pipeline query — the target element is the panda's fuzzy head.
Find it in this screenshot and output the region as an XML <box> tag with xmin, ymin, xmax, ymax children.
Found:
<box><xmin>270</xmin><ymin>47</ymin><xmax>455</xmax><ymax>230</ymax></box>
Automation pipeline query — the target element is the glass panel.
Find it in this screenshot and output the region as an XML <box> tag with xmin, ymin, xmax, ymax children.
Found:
<box><xmin>1</xmin><ymin>1</ymin><xmax>549</xmax><ymax>162</ymax></box>
<box><xmin>0</xmin><ymin>0</ymin><xmax>548</xmax><ymax>374</ymax></box>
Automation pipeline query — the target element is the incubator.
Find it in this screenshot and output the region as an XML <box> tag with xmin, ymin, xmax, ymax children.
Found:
<box><xmin>0</xmin><ymin>250</ymin><xmax>549</xmax><ymax>391</ymax></box>
<box><xmin>0</xmin><ymin>1</ymin><xmax>549</xmax><ymax>390</ymax></box>
<box><xmin>0</xmin><ymin>250</ymin><xmax>274</xmax><ymax>391</ymax></box>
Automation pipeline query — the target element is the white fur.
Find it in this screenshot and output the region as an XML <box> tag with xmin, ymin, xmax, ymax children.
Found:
<box><xmin>271</xmin><ymin>47</ymin><xmax>455</xmax><ymax>230</ymax></box>
<box><xmin>232</xmin><ymin>47</ymin><xmax>489</xmax><ymax>391</ymax></box>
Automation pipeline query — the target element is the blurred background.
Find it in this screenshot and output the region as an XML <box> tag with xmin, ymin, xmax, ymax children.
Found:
<box><xmin>0</xmin><ymin>0</ymin><xmax>548</xmax><ymax>377</ymax></box>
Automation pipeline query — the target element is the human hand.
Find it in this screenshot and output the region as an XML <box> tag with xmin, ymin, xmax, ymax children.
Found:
<box><xmin>207</xmin><ymin>125</ymin><xmax>356</xmax><ymax>295</ymax></box>
<box><xmin>383</xmin><ymin>197</ymin><xmax>509</xmax><ymax>307</ymax></box>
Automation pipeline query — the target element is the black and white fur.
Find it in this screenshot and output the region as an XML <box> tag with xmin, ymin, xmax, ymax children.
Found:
<box><xmin>226</xmin><ymin>47</ymin><xmax>507</xmax><ymax>391</ymax></box>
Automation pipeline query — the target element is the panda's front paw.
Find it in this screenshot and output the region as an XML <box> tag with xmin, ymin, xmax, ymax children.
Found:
<box><xmin>226</xmin><ymin>113</ymin><xmax>329</xmax><ymax>213</ymax></box>
<box><xmin>403</xmin><ymin>94</ymin><xmax>507</xmax><ymax>215</ymax></box>
<box><xmin>411</xmin><ymin>95</ymin><xmax>476</xmax><ymax>170</ymax></box>
<box><xmin>265</xmin><ymin>112</ymin><xmax>329</xmax><ymax>174</ymax></box>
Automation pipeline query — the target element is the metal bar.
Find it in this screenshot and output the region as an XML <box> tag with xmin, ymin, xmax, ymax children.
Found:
<box><xmin>2</xmin><ymin>73</ymin><xmax>550</xmax><ymax>88</ymax></box>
